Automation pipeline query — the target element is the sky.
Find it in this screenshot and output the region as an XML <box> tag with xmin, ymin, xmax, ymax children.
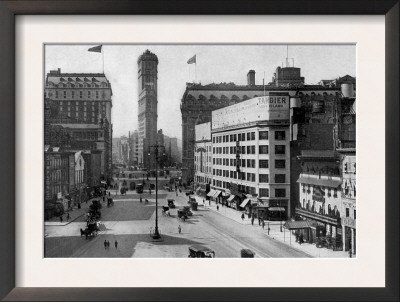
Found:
<box><xmin>45</xmin><ymin>44</ymin><xmax>355</xmax><ymax>140</ymax></box>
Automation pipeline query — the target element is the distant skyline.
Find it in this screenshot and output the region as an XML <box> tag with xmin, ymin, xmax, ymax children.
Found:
<box><xmin>45</xmin><ymin>44</ymin><xmax>356</xmax><ymax>139</ymax></box>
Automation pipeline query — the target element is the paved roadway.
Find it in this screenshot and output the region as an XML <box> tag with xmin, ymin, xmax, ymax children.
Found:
<box><xmin>44</xmin><ymin>189</ymin><xmax>310</xmax><ymax>258</ymax></box>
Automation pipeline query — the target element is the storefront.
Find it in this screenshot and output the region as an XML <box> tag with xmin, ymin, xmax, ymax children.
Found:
<box><xmin>342</xmin><ymin>216</ymin><xmax>356</xmax><ymax>255</ymax></box>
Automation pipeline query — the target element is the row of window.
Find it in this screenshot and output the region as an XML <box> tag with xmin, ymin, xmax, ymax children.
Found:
<box><xmin>212</xmin><ymin>169</ymin><xmax>286</xmax><ymax>183</ymax></box>
<box><xmin>302</xmin><ymin>185</ymin><xmax>339</xmax><ymax>198</ymax></box>
<box><xmin>213</xmin><ymin>130</ymin><xmax>286</xmax><ymax>144</ymax></box>
<box><xmin>213</xmin><ymin>158</ymin><xmax>286</xmax><ymax>169</ymax></box>
<box><xmin>213</xmin><ymin>145</ymin><xmax>286</xmax><ymax>155</ymax></box>
<box><xmin>47</xmin><ymin>90</ymin><xmax>106</xmax><ymax>99</ymax></box>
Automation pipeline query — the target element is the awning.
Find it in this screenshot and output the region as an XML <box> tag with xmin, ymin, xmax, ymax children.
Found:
<box><xmin>269</xmin><ymin>207</ymin><xmax>285</xmax><ymax>211</ymax></box>
<box><xmin>284</xmin><ymin>220</ymin><xmax>312</xmax><ymax>230</ymax></box>
<box><xmin>227</xmin><ymin>195</ymin><xmax>236</xmax><ymax>202</ymax></box>
<box><xmin>297</xmin><ymin>177</ymin><xmax>341</xmax><ymax>188</ymax></box>
<box><xmin>207</xmin><ymin>189</ymin><xmax>216</xmax><ymax>197</ymax></box>
<box><xmin>240</xmin><ymin>199</ymin><xmax>250</xmax><ymax>208</ymax></box>
<box><xmin>196</xmin><ymin>187</ymin><xmax>201</xmax><ymax>193</ymax></box>
<box><xmin>222</xmin><ymin>192</ymin><xmax>229</xmax><ymax>197</ymax></box>
<box><xmin>213</xmin><ymin>190</ymin><xmax>221</xmax><ymax>198</ymax></box>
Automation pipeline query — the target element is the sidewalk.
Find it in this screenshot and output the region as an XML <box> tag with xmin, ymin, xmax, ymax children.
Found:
<box><xmin>193</xmin><ymin>195</ymin><xmax>349</xmax><ymax>258</ymax></box>
<box><xmin>45</xmin><ymin>195</ymin><xmax>108</xmax><ymax>226</ymax></box>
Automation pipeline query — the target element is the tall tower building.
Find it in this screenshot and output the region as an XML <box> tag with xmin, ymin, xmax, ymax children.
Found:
<box><xmin>137</xmin><ymin>50</ymin><xmax>158</xmax><ymax>170</ymax></box>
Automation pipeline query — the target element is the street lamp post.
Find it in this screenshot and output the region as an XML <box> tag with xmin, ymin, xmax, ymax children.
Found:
<box><xmin>148</xmin><ymin>142</ymin><xmax>163</xmax><ymax>240</ymax></box>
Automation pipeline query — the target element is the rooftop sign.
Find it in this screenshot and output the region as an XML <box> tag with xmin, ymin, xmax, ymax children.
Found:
<box><xmin>212</xmin><ymin>93</ymin><xmax>290</xmax><ymax>129</ymax></box>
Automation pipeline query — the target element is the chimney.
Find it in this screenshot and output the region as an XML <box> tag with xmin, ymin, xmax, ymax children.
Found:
<box><xmin>247</xmin><ymin>70</ymin><xmax>255</xmax><ymax>86</ymax></box>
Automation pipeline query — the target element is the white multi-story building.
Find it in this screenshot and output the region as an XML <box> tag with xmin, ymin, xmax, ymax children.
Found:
<box><xmin>211</xmin><ymin>93</ymin><xmax>291</xmax><ymax>218</ymax></box>
<box><xmin>194</xmin><ymin>122</ymin><xmax>212</xmax><ymax>196</ymax></box>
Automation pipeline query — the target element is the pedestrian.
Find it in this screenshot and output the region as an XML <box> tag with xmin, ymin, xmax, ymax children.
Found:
<box><xmin>217</xmin><ymin>205</ymin><xmax>219</xmax><ymax>211</ymax></box>
<box><xmin>107</xmin><ymin>240</ymin><xmax>110</xmax><ymax>248</ymax></box>
<box><xmin>60</xmin><ymin>216</ymin><xmax>63</xmax><ymax>223</ymax></box>
<box><xmin>209</xmin><ymin>199</ymin><xmax>211</xmax><ymax>206</ymax></box>
<box><xmin>295</xmin><ymin>232</ymin><xmax>299</xmax><ymax>242</ymax></box>
<box><xmin>108</xmin><ymin>192</ymin><xmax>110</xmax><ymax>197</ymax></box>
<box><xmin>149</xmin><ymin>189</ymin><xmax>151</xmax><ymax>195</ymax></box>
<box><xmin>262</xmin><ymin>221</ymin><xmax>265</xmax><ymax>229</ymax></box>
<box><xmin>241</xmin><ymin>213</ymin><xmax>245</xmax><ymax>221</ymax></box>
<box><xmin>258</xmin><ymin>218</ymin><xmax>261</xmax><ymax>226</ymax></box>
<box><xmin>299</xmin><ymin>233</ymin><xmax>304</xmax><ymax>245</ymax></box>
<box><xmin>66</xmin><ymin>213</ymin><xmax>70</xmax><ymax>221</ymax></box>
<box><xmin>115</xmin><ymin>240</ymin><xmax>118</xmax><ymax>249</ymax></box>
<box><xmin>140</xmin><ymin>197</ymin><xmax>142</xmax><ymax>203</ymax></box>
<box><xmin>104</xmin><ymin>240</ymin><xmax>107</xmax><ymax>249</ymax></box>
<box><xmin>178</xmin><ymin>225</ymin><xmax>181</xmax><ymax>234</ymax></box>
<box><xmin>176</xmin><ymin>191</ymin><xmax>178</xmax><ymax>196</ymax></box>
<box><xmin>251</xmin><ymin>217</ymin><xmax>254</xmax><ymax>226</ymax></box>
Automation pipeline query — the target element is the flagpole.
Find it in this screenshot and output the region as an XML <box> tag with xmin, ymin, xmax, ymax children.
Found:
<box><xmin>102</xmin><ymin>47</ymin><xmax>104</xmax><ymax>74</ymax></box>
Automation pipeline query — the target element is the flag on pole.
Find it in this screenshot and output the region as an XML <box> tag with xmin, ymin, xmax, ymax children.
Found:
<box><xmin>88</xmin><ymin>45</ymin><xmax>102</xmax><ymax>53</ymax></box>
<box><xmin>187</xmin><ymin>54</ymin><xmax>196</xmax><ymax>64</ymax></box>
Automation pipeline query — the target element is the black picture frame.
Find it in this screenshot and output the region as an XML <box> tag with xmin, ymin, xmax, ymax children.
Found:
<box><xmin>0</xmin><ymin>0</ymin><xmax>398</xmax><ymax>301</ymax></box>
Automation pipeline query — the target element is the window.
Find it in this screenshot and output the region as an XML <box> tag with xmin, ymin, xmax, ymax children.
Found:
<box><xmin>259</xmin><ymin>174</ymin><xmax>269</xmax><ymax>183</ymax></box>
<box><xmin>259</xmin><ymin>145</ymin><xmax>269</xmax><ymax>154</ymax></box>
<box><xmin>259</xmin><ymin>160</ymin><xmax>269</xmax><ymax>168</ymax></box>
<box><xmin>275</xmin><ymin>174</ymin><xmax>286</xmax><ymax>183</ymax></box>
<box><xmin>80</xmin><ymin>91</ymin><xmax>83</xmax><ymax>99</ymax></box>
<box><xmin>241</xmin><ymin>133</ymin><xmax>246</xmax><ymax>141</ymax></box>
<box><xmin>275</xmin><ymin>145</ymin><xmax>286</xmax><ymax>154</ymax></box>
<box><xmin>354</xmin><ymin>210</ymin><xmax>356</xmax><ymax>220</ymax></box>
<box><xmin>63</xmin><ymin>91</ymin><xmax>66</xmax><ymax>98</ymax></box>
<box><xmin>96</xmin><ymin>91</ymin><xmax>99</xmax><ymax>99</ymax></box>
<box><xmin>333</xmin><ymin>189</ymin><xmax>338</xmax><ymax>198</ymax></box>
<box><xmin>72</xmin><ymin>91</ymin><xmax>75</xmax><ymax>99</ymax></box>
<box><xmin>246</xmin><ymin>132</ymin><xmax>250</xmax><ymax>140</ymax></box>
<box><xmin>213</xmin><ymin>137</ymin><xmax>215</xmax><ymax>143</ymax></box>
<box><xmin>275</xmin><ymin>188</ymin><xmax>286</xmax><ymax>197</ymax></box>
<box><xmin>275</xmin><ymin>131</ymin><xmax>286</xmax><ymax>140</ymax></box>
<box><xmin>55</xmin><ymin>90</ymin><xmax>59</xmax><ymax>98</ymax></box>
<box><xmin>251</xmin><ymin>159</ymin><xmax>256</xmax><ymax>168</ymax></box>
<box><xmin>259</xmin><ymin>131</ymin><xmax>268</xmax><ymax>140</ymax></box>
<box><xmin>275</xmin><ymin>160</ymin><xmax>285</xmax><ymax>169</ymax></box>
<box><xmin>251</xmin><ymin>132</ymin><xmax>255</xmax><ymax>140</ymax></box>
<box><xmin>241</xmin><ymin>146</ymin><xmax>246</xmax><ymax>154</ymax></box>
<box><xmin>259</xmin><ymin>188</ymin><xmax>269</xmax><ymax>197</ymax></box>
<box><xmin>346</xmin><ymin>208</ymin><xmax>350</xmax><ymax>217</ymax></box>
<box><xmin>241</xmin><ymin>159</ymin><xmax>246</xmax><ymax>167</ymax></box>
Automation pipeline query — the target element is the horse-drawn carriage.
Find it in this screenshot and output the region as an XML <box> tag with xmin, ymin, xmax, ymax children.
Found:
<box><xmin>80</xmin><ymin>221</ymin><xmax>99</xmax><ymax>239</ymax></box>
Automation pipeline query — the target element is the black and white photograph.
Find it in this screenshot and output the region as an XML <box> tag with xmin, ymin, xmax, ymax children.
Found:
<box><xmin>44</xmin><ymin>44</ymin><xmax>356</xmax><ymax>258</ymax></box>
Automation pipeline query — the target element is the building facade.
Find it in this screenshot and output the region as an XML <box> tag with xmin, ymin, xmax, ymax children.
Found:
<box><xmin>296</xmin><ymin>151</ymin><xmax>342</xmax><ymax>245</ymax></box>
<box><xmin>180</xmin><ymin>68</ymin><xmax>341</xmax><ymax>185</ymax></box>
<box><xmin>137</xmin><ymin>50</ymin><xmax>158</xmax><ymax>170</ymax></box>
<box><xmin>194</xmin><ymin>122</ymin><xmax>213</xmax><ymax>196</ymax></box>
<box><xmin>44</xmin><ymin>69</ymin><xmax>113</xmax><ymax>178</ymax></box>
<box><xmin>211</xmin><ymin>93</ymin><xmax>291</xmax><ymax>218</ymax></box>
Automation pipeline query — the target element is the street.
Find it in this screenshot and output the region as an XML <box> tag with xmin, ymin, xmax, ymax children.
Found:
<box><xmin>45</xmin><ymin>186</ymin><xmax>310</xmax><ymax>258</ymax></box>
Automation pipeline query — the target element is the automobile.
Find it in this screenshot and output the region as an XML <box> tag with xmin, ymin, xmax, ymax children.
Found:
<box><xmin>167</xmin><ymin>199</ymin><xmax>176</xmax><ymax>208</ymax></box>
<box><xmin>136</xmin><ymin>183</ymin><xmax>144</xmax><ymax>194</ymax></box>
<box><xmin>188</xmin><ymin>245</ymin><xmax>215</xmax><ymax>258</ymax></box>
<box><xmin>240</xmin><ymin>249</ymin><xmax>255</xmax><ymax>258</ymax></box>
